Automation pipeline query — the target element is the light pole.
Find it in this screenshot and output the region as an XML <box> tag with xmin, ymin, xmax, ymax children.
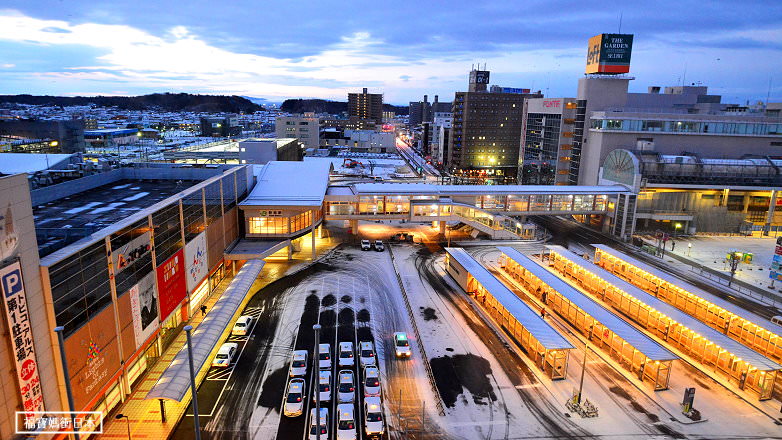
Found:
<box><xmin>184</xmin><ymin>325</ymin><xmax>201</xmax><ymax>440</ymax></box>
<box><xmin>728</xmin><ymin>252</ymin><xmax>742</xmax><ymax>287</ymax></box>
<box><xmin>54</xmin><ymin>326</ymin><xmax>79</xmax><ymax>440</ymax></box>
<box><xmin>577</xmin><ymin>341</ymin><xmax>589</xmax><ymax>404</ymax></box>
<box><xmin>115</xmin><ymin>414</ymin><xmax>132</xmax><ymax>440</ymax></box>
<box><xmin>313</xmin><ymin>324</ymin><xmax>321</xmax><ymax>440</ymax></box>
<box><xmin>687</xmin><ymin>242</ymin><xmax>692</xmax><ymax>257</ymax></box>
<box><xmin>674</xmin><ymin>223</ymin><xmax>682</xmax><ymax>239</ymax></box>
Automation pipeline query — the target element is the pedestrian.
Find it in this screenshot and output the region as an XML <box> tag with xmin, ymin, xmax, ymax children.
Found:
<box><xmin>671</xmin><ymin>241</ymin><xmax>676</xmax><ymax>252</ymax></box>
<box><xmin>200</xmin><ymin>305</ymin><xmax>207</xmax><ymax>316</ymax></box>
<box><xmin>540</xmin><ymin>308</ymin><xmax>546</xmax><ymax>319</ymax></box>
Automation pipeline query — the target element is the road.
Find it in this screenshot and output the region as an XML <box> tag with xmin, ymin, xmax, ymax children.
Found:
<box><xmin>395</xmin><ymin>136</ymin><xmax>440</xmax><ymax>178</ymax></box>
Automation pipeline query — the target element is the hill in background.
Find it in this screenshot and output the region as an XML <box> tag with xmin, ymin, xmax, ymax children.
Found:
<box><xmin>281</xmin><ymin>98</ymin><xmax>408</xmax><ymax>115</ymax></box>
<box><xmin>0</xmin><ymin>93</ymin><xmax>263</xmax><ymax>113</ymax></box>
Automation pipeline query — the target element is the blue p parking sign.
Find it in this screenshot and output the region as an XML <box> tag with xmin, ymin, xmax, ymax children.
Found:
<box><xmin>2</xmin><ymin>268</ymin><xmax>23</xmax><ymax>297</ymax></box>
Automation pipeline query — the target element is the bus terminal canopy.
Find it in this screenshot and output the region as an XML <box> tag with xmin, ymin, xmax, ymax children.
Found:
<box><xmin>146</xmin><ymin>259</ymin><xmax>265</xmax><ymax>402</ymax></box>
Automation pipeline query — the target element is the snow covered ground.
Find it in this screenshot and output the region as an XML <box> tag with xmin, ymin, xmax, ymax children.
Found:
<box><xmin>304</xmin><ymin>155</ymin><xmax>415</xmax><ymax>179</ymax></box>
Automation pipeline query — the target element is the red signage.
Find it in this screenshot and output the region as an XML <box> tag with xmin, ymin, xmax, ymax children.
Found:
<box><xmin>543</xmin><ymin>99</ymin><xmax>561</xmax><ymax>108</ymax></box>
<box><xmin>156</xmin><ymin>249</ymin><xmax>186</xmax><ymax>322</ymax></box>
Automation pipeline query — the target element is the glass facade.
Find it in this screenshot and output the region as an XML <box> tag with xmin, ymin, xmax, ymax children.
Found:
<box><xmin>246</xmin><ymin>209</ymin><xmax>318</xmax><ymax>235</ymax></box>
<box><xmin>152</xmin><ymin>203</ymin><xmax>183</xmax><ymax>265</ymax></box>
<box><xmin>205</xmin><ymin>180</ymin><xmax>223</xmax><ymax>225</ymax></box>
<box><xmin>110</xmin><ymin>218</ymin><xmax>154</xmax><ymax>297</ymax></box>
<box><xmin>591</xmin><ymin>118</ymin><xmax>782</xmax><ymax>136</ymax></box>
<box><xmin>182</xmin><ymin>189</ymin><xmax>205</xmax><ymax>242</ymax></box>
<box><xmin>50</xmin><ymin>240</ymin><xmax>112</xmax><ymax>337</ymax></box>
<box><xmin>222</xmin><ymin>173</ymin><xmax>236</xmax><ymax>211</ymax></box>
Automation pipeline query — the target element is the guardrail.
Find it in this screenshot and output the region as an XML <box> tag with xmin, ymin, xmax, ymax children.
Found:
<box><xmin>387</xmin><ymin>244</ymin><xmax>446</xmax><ymax>416</ymax></box>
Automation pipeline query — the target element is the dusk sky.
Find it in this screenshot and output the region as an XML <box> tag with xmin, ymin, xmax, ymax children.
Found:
<box><xmin>1</xmin><ymin>1</ymin><xmax>781</xmax><ymax>104</ymax></box>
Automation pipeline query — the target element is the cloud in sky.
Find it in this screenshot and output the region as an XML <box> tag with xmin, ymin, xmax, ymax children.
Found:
<box><xmin>0</xmin><ymin>1</ymin><xmax>781</xmax><ymax>103</ymax></box>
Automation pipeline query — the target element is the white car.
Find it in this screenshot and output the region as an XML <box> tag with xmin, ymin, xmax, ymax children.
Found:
<box><xmin>361</xmin><ymin>240</ymin><xmax>371</xmax><ymax>251</ymax></box>
<box><xmin>338</xmin><ymin>341</ymin><xmax>354</xmax><ymax>367</ymax></box>
<box><xmin>231</xmin><ymin>315</ymin><xmax>253</xmax><ymax>336</ymax></box>
<box><xmin>337</xmin><ymin>370</ymin><xmax>355</xmax><ymax>403</ymax></box>
<box><xmin>289</xmin><ymin>350</ymin><xmax>307</xmax><ymax>377</ymax></box>
<box><xmin>336</xmin><ymin>403</ymin><xmax>357</xmax><ymax>440</ymax></box>
<box><xmin>364</xmin><ymin>396</ymin><xmax>385</xmax><ymax>436</ymax></box>
<box><xmin>308</xmin><ymin>408</ymin><xmax>328</xmax><ymax>440</ymax></box>
<box><xmin>318</xmin><ymin>343</ymin><xmax>332</xmax><ymax>370</ymax></box>
<box><xmin>359</xmin><ymin>341</ymin><xmax>376</xmax><ymax>367</ymax></box>
<box><xmin>315</xmin><ymin>370</ymin><xmax>331</xmax><ymax>403</ymax></box>
<box><xmin>363</xmin><ymin>366</ymin><xmax>381</xmax><ymax>397</ymax></box>
<box><xmin>283</xmin><ymin>378</ymin><xmax>305</xmax><ymax>417</ymax></box>
<box><xmin>393</xmin><ymin>332</ymin><xmax>411</xmax><ymax>358</ymax></box>
<box><xmin>211</xmin><ymin>342</ymin><xmax>238</xmax><ymax>368</ymax></box>
<box><xmin>373</xmin><ymin>240</ymin><xmax>384</xmax><ymax>252</ymax></box>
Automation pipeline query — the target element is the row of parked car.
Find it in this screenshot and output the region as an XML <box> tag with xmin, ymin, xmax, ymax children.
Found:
<box><xmin>283</xmin><ymin>338</ymin><xmax>396</xmax><ymax>439</ymax></box>
<box><xmin>360</xmin><ymin>239</ymin><xmax>384</xmax><ymax>251</ymax></box>
<box><xmin>211</xmin><ymin>315</ymin><xmax>256</xmax><ymax>367</ymax></box>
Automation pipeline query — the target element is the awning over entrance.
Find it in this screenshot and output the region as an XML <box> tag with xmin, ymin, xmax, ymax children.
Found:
<box><xmin>225</xmin><ymin>239</ymin><xmax>288</xmax><ymax>260</ymax></box>
<box><xmin>146</xmin><ymin>259</ymin><xmax>265</xmax><ymax>402</ymax></box>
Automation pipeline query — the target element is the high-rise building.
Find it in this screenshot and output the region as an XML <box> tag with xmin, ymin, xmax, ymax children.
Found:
<box><xmin>275</xmin><ymin>113</ymin><xmax>320</xmax><ymax>150</ymax></box>
<box><xmin>446</xmin><ymin>69</ymin><xmax>542</xmax><ymax>183</ymax></box>
<box><xmin>520</xmin><ymin>98</ymin><xmax>579</xmax><ymax>185</ymax></box>
<box><xmin>0</xmin><ymin>118</ymin><xmax>86</xmax><ymax>153</ymax></box>
<box><xmin>348</xmin><ymin>88</ymin><xmax>383</xmax><ymax>129</ymax></box>
<box><xmin>409</xmin><ymin>95</ymin><xmax>452</xmax><ymax>126</ymax></box>
<box><xmin>431</xmin><ymin>112</ymin><xmax>453</xmax><ymax>166</ymax></box>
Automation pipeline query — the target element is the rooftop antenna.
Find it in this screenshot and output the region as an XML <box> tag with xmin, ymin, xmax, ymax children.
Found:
<box><xmin>618</xmin><ymin>11</ymin><xmax>623</xmax><ymax>33</ymax></box>
<box><xmin>766</xmin><ymin>75</ymin><xmax>773</xmax><ymax>108</ymax></box>
<box><xmin>682</xmin><ymin>63</ymin><xmax>688</xmax><ymax>86</ymax></box>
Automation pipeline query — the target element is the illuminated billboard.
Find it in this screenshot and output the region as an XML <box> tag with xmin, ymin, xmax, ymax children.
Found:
<box><xmin>156</xmin><ymin>249</ymin><xmax>186</xmax><ymax>322</ymax></box>
<box><xmin>586</xmin><ymin>33</ymin><xmax>633</xmax><ymax>74</ymax></box>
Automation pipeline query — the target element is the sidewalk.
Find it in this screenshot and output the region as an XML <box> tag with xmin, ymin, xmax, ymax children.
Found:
<box><xmin>99</xmin><ymin>233</ymin><xmax>342</xmax><ymax>439</ymax></box>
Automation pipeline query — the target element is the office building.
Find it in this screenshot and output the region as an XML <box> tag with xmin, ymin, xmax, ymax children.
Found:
<box><xmin>446</xmin><ymin>68</ymin><xmax>542</xmax><ymax>183</ymax></box>
<box><xmin>431</xmin><ymin>113</ymin><xmax>453</xmax><ymax>166</ymax></box>
<box><xmin>200</xmin><ymin>115</ymin><xmax>242</xmax><ymax>137</ymax></box>
<box><xmin>347</xmin><ymin>88</ymin><xmax>383</xmax><ymax>129</ymax></box>
<box><xmin>238</xmin><ymin>138</ymin><xmax>303</xmax><ymax>164</ymax></box>
<box><xmin>0</xmin><ymin>118</ymin><xmax>86</xmax><ymax>153</ymax></box>
<box><xmin>275</xmin><ymin>113</ymin><xmax>320</xmax><ymax>149</ymax></box>
<box><xmin>520</xmin><ymin>98</ymin><xmax>579</xmax><ymax>185</ymax></box>
<box><xmin>409</xmin><ymin>95</ymin><xmax>451</xmax><ymax>126</ymax></box>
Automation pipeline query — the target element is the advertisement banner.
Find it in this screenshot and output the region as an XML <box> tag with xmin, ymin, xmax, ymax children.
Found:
<box><xmin>111</xmin><ymin>232</ymin><xmax>151</xmax><ymax>276</ymax></box>
<box><xmin>0</xmin><ymin>262</ymin><xmax>45</xmax><ymax>414</ymax></box>
<box><xmin>129</xmin><ymin>272</ymin><xmax>159</xmax><ymax>349</ymax></box>
<box><xmin>586</xmin><ymin>33</ymin><xmax>633</xmax><ymax>74</ymax></box>
<box><xmin>64</xmin><ymin>305</ymin><xmax>120</xmax><ymax>411</ymax></box>
<box><xmin>185</xmin><ymin>232</ymin><xmax>208</xmax><ymax>292</ymax></box>
<box><xmin>156</xmin><ymin>249</ymin><xmax>186</xmax><ymax>322</ymax></box>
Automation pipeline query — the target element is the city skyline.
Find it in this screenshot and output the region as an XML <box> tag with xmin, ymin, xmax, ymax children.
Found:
<box><xmin>0</xmin><ymin>1</ymin><xmax>781</xmax><ymax>104</ymax></box>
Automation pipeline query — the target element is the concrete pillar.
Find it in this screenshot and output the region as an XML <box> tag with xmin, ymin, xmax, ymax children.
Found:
<box><xmin>721</xmin><ymin>188</ymin><xmax>730</xmax><ymax>207</ymax></box>
<box><xmin>311</xmin><ymin>228</ymin><xmax>316</xmax><ymax>260</ymax></box>
<box><xmin>350</xmin><ymin>219</ymin><xmax>358</xmax><ymax>235</ymax></box>
<box><xmin>288</xmin><ymin>241</ymin><xmax>293</xmax><ymax>260</ymax></box>
<box><xmin>439</xmin><ymin>221</ymin><xmax>446</xmax><ymax>234</ymax></box>
<box><xmin>742</xmin><ymin>193</ymin><xmax>751</xmax><ymax>213</ymax></box>
<box><xmin>763</xmin><ymin>190</ymin><xmax>777</xmax><ymax>236</ymax></box>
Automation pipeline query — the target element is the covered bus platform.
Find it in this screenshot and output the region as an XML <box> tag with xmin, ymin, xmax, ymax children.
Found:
<box><xmin>592</xmin><ymin>244</ymin><xmax>782</xmax><ymax>365</ymax></box>
<box><xmin>497</xmin><ymin>247</ymin><xmax>677</xmax><ymax>391</ymax></box>
<box><xmin>545</xmin><ymin>245</ymin><xmax>781</xmax><ymax>401</ymax></box>
<box><xmin>444</xmin><ymin>247</ymin><xmax>574</xmax><ymax>379</ymax></box>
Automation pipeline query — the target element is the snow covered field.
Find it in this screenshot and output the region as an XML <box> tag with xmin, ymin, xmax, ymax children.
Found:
<box><xmin>304</xmin><ymin>155</ymin><xmax>416</xmax><ymax>179</ymax></box>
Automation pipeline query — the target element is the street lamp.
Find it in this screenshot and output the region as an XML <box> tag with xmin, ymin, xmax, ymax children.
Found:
<box><xmin>727</xmin><ymin>251</ymin><xmax>743</xmax><ymax>287</ymax></box>
<box><xmin>115</xmin><ymin>414</ymin><xmax>132</xmax><ymax>440</ymax></box>
<box><xmin>687</xmin><ymin>242</ymin><xmax>692</xmax><ymax>257</ymax></box>
<box><xmin>184</xmin><ymin>325</ymin><xmax>202</xmax><ymax>440</ymax></box>
<box><xmin>674</xmin><ymin>223</ymin><xmax>682</xmax><ymax>239</ymax></box>
<box><xmin>313</xmin><ymin>324</ymin><xmax>322</xmax><ymax>440</ymax></box>
<box><xmin>54</xmin><ymin>326</ymin><xmax>79</xmax><ymax>440</ymax></box>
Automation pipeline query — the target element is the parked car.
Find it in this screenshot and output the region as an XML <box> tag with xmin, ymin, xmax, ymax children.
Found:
<box><xmin>393</xmin><ymin>332</ymin><xmax>411</xmax><ymax>358</ymax></box>
<box><xmin>363</xmin><ymin>366</ymin><xmax>381</xmax><ymax>397</ymax></box>
<box><xmin>337</xmin><ymin>370</ymin><xmax>355</xmax><ymax>403</ymax></box>
<box><xmin>231</xmin><ymin>315</ymin><xmax>253</xmax><ymax>336</ymax></box>
<box><xmin>289</xmin><ymin>350</ymin><xmax>307</xmax><ymax>377</ymax></box>
<box><xmin>364</xmin><ymin>396</ymin><xmax>385</xmax><ymax>436</ymax></box>
<box><xmin>373</xmin><ymin>240</ymin><xmax>385</xmax><ymax>252</ymax></box>
<box><xmin>283</xmin><ymin>378</ymin><xmax>305</xmax><ymax>417</ymax></box>
<box><xmin>361</xmin><ymin>240</ymin><xmax>371</xmax><ymax>251</ymax></box>
<box><xmin>308</xmin><ymin>408</ymin><xmax>328</xmax><ymax>440</ymax></box>
<box><xmin>336</xmin><ymin>403</ymin><xmax>357</xmax><ymax>440</ymax></box>
<box><xmin>338</xmin><ymin>341</ymin><xmax>355</xmax><ymax>367</ymax></box>
<box><xmin>318</xmin><ymin>343</ymin><xmax>332</xmax><ymax>370</ymax></box>
<box><xmin>211</xmin><ymin>343</ymin><xmax>238</xmax><ymax>368</ymax></box>
<box><xmin>315</xmin><ymin>370</ymin><xmax>332</xmax><ymax>403</ymax></box>
<box><xmin>359</xmin><ymin>341</ymin><xmax>376</xmax><ymax>367</ymax></box>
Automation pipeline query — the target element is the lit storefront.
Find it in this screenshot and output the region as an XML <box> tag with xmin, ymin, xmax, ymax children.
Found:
<box><xmin>546</xmin><ymin>245</ymin><xmax>780</xmax><ymax>400</ymax></box>
<box><xmin>445</xmin><ymin>248</ymin><xmax>574</xmax><ymax>380</ymax></box>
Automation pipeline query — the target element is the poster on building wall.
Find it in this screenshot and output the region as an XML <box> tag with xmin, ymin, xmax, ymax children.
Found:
<box><xmin>0</xmin><ymin>262</ymin><xmax>45</xmax><ymax>413</ymax></box>
<box><xmin>111</xmin><ymin>232</ymin><xmax>151</xmax><ymax>275</ymax></box>
<box><xmin>185</xmin><ymin>232</ymin><xmax>208</xmax><ymax>292</ymax></box>
<box><xmin>129</xmin><ymin>273</ymin><xmax>158</xmax><ymax>349</ymax></box>
<box><xmin>0</xmin><ymin>203</ymin><xmax>20</xmax><ymax>262</ymax></box>
<box><xmin>64</xmin><ymin>305</ymin><xmax>120</xmax><ymax>411</ymax></box>
<box><xmin>156</xmin><ymin>249</ymin><xmax>186</xmax><ymax>322</ymax></box>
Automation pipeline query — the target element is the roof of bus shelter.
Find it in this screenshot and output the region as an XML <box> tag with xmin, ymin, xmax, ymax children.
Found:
<box><xmin>352</xmin><ymin>183</ymin><xmax>631</xmax><ymax>197</ymax></box>
<box><xmin>444</xmin><ymin>247</ymin><xmax>574</xmax><ymax>351</ymax></box>
<box><xmin>498</xmin><ymin>246</ymin><xmax>678</xmax><ymax>362</ymax></box>
<box><xmin>592</xmin><ymin>244</ymin><xmax>780</xmax><ymax>337</ymax></box>
<box><xmin>240</xmin><ymin>160</ymin><xmax>333</xmax><ymax>208</ymax></box>
<box><xmin>146</xmin><ymin>259</ymin><xmax>266</xmax><ymax>402</ymax></box>
<box><xmin>546</xmin><ymin>245</ymin><xmax>782</xmax><ymax>372</ymax></box>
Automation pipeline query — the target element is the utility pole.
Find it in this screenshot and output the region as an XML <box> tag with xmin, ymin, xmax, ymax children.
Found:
<box><xmin>728</xmin><ymin>252</ymin><xmax>742</xmax><ymax>287</ymax></box>
<box><xmin>313</xmin><ymin>324</ymin><xmax>321</xmax><ymax>440</ymax></box>
<box><xmin>577</xmin><ymin>341</ymin><xmax>589</xmax><ymax>404</ymax></box>
<box><xmin>184</xmin><ymin>325</ymin><xmax>201</xmax><ymax>440</ymax></box>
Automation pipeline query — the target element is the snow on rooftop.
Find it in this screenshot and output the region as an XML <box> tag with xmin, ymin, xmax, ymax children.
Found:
<box><xmin>0</xmin><ymin>153</ymin><xmax>75</xmax><ymax>175</ymax></box>
<box><xmin>240</xmin><ymin>160</ymin><xmax>333</xmax><ymax>207</ymax></box>
<box><xmin>354</xmin><ymin>183</ymin><xmax>631</xmax><ymax>195</ymax></box>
